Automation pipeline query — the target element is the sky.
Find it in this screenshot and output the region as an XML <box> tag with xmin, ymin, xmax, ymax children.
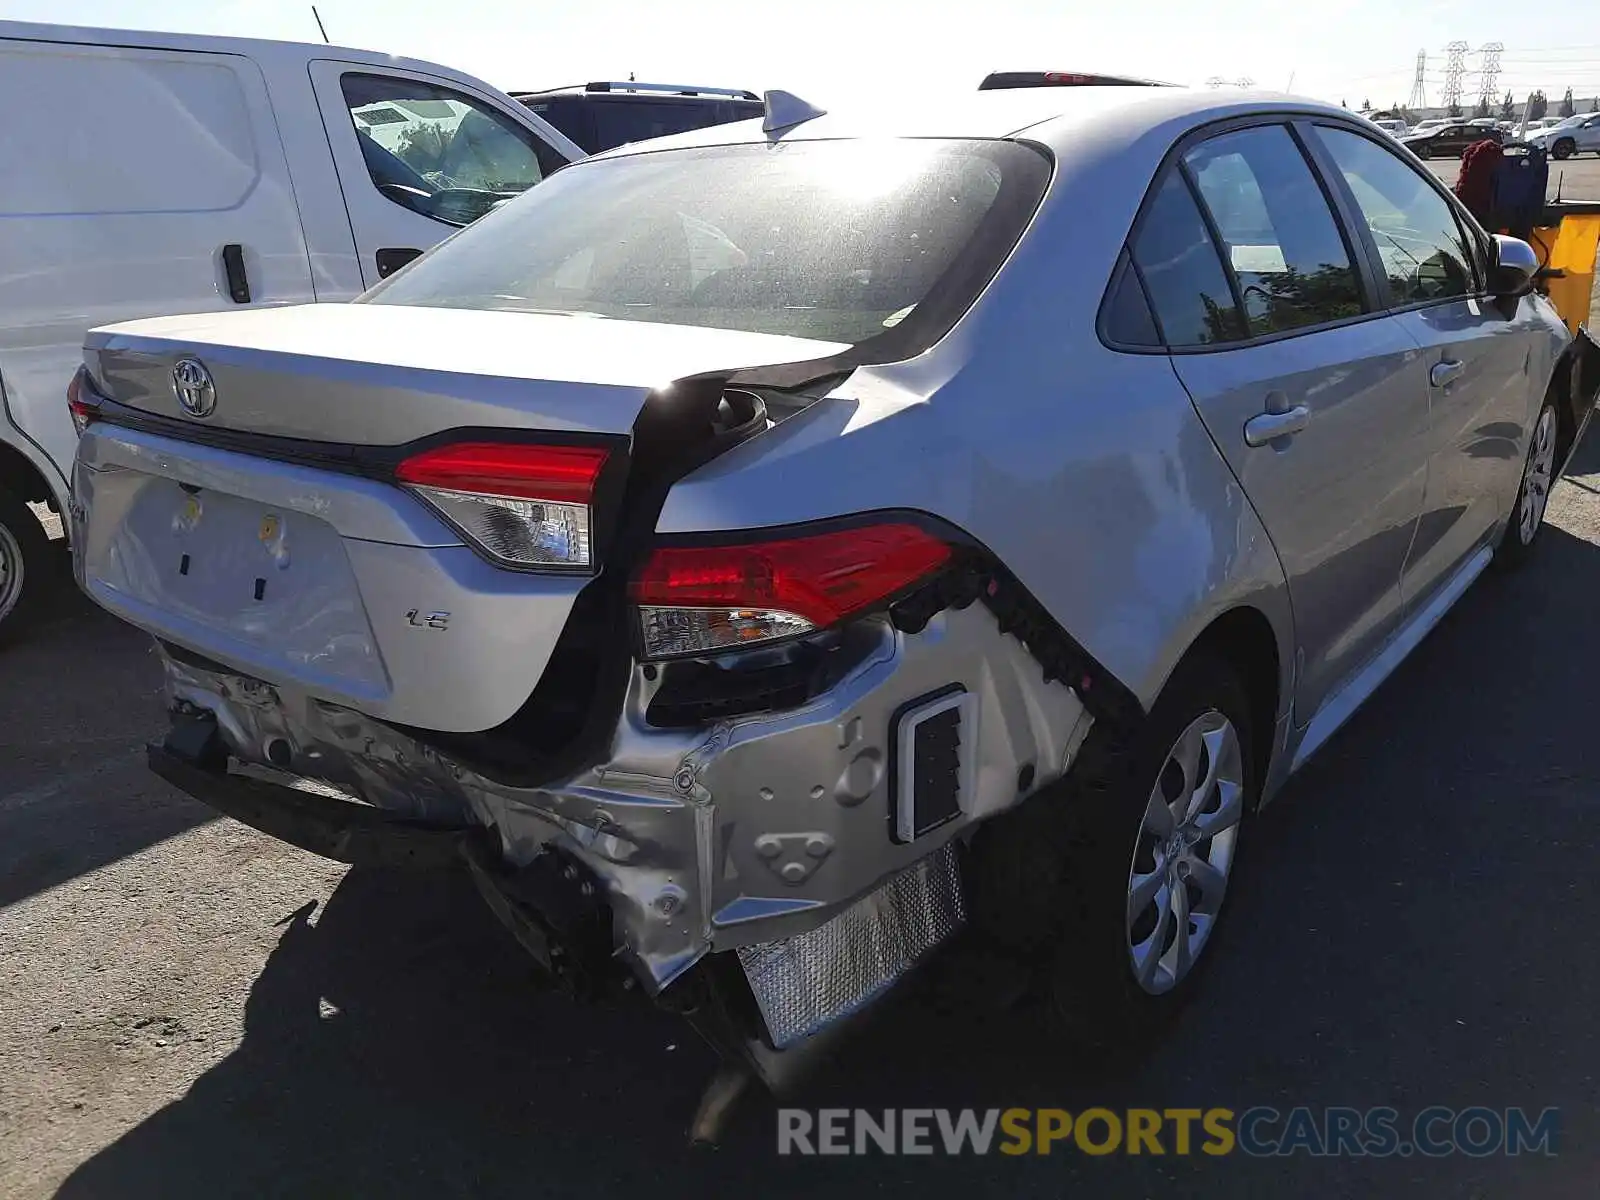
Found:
<box><xmin>6</xmin><ymin>0</ymin><xmax>1600</xmax><ymax>113</ymax></box>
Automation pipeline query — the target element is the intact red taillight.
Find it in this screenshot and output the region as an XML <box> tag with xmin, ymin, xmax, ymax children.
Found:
<box><xmin>396</xmin><ymin>441</ymin><xmax>610</xmax><ymax>570</ymax></box>
<box><xmin>630</xmin><ymin>522</ymin><xmax>953</xmax><ymax>658</ymax></box>
<box><xmin>67</xmin><ymin>368</ymin><xmax>100</xmax><ymax>436</ymax></box>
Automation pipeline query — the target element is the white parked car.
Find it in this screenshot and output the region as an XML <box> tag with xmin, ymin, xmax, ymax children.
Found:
<box><xmin>1369</xmin><ymin>117</ymin><xmax>1409</xmax><ymax>136</ymax></box>
<box><xmin>0</xmin><ymin>20</ymin><xmax>584</xmax><ymax>639</ymax></box>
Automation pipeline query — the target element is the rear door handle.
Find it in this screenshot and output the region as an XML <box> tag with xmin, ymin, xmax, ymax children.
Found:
<box><xmin>1243</xmin><ymin>405</ymin><xmax>1311</xmax><ymax>447</ymax></box>
<box><xmin>1430</xmin><ymin>359</ymin><xmax>1465</xmax><ymax>388</ymax></box>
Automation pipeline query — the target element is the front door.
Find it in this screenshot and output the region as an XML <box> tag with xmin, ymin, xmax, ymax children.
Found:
<box><xmin>1312</xmin><ymin>124</ymin><xmax>1542</xmax><ymax>605</ymax></box>
<box><xmin>308</xmin><ymin>61</ymin><xmax>571</xmax><ymax>288</ymax></box>
<box><xmin>1132</xmin><ymin>122</ymin><xmax>1431</xmax><ymax>723</ymax></box>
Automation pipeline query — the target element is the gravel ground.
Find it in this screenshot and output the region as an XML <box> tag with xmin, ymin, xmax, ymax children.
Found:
<box><xmin>4</xmin><ymin>432</ymin><xmax>1600</xmax><ymax>1197</ymax></box>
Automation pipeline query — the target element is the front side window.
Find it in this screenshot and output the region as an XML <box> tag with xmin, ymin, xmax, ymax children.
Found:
<box><xmin>1130</xmin><ymin>172</ymin><xmax>1245</xmax><ymax>347</ymax></box>
<box><xmin>341</xmin><ymin>73</ymin><xmax>564</xmax><ymax>226</ymax></box>
<box><xmin>362</xmin><ymin>138</ymin><xmax>1050</xmax><ymax>350</ymax></box>
<box><xmin>1184</xmin><ymin>125</ymin><xmax>1364</xmax><ymax>336</ymax></box>
<box><xmin>1316</xmin><ymin>126</ymin><xmax>1475</xmax><ymax>304</ymax></box>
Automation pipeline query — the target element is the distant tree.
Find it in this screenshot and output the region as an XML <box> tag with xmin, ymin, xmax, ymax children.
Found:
<box><xmin>1591</xmin><ymin>96</ymin><xmax>1600</xmax><ymax>113</ymax></box>
<box><xmin>1529</xmin><ymin>90</ymin><xmax>1548</xmax><ymax>120</ymax></box>
<box><xmin>1396</xmin><ymin>104</ymin><xmax>1413</xmax><ymax>123</ymax></box>
<box><xmin>1501</xmin><ymin>90</ymin><xmax>1515</xmax><ymax>119</ymax></box>
<box><xmin>1448</xmin><ymin>100</ymin><xmax>1462</xmax><ymax>117</ymax></box>
<box><xmin>1473</xmin><ymin>96</ymin><xmax>1490</xmax><ymax>118</ymax></box>
<box><xmin>1340</xmin><ymin>98</ymin><xmax>1347</xmax><ymax>108</ymax></box>
<box><xmin>1362</xmin><ymin>97</ymin><xmax>1371</xmax><ymax>111</ymax></box>
<box><xmin>1560</xmin><ymin>87</ymin><xmax>1575</xmax><ymax>117</ymax></box>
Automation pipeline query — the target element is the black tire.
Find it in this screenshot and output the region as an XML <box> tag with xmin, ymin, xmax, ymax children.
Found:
<box><xmin>966</xmin><ymin>650</ymin><xmax>1258</xmax><ymax>1059</ymax></box>
<box><xmin>0</xmin><ymin>487</ymin><xmax>52</xmax><ymax>644</ymax></box>
<box><xmin>1415</xmin><ymin>142</ymin><xmax>1433</xmax><ymax>160</ymax></box>
<box><xmin>1496</xmin><ymin>399</ymin><xmax>1559</xmax><ymax>569</ymax></box>
<box><xmin>1552</xmin><ymin>138</ymin><xmax>1575</xmax><ymax>160</ymax></box>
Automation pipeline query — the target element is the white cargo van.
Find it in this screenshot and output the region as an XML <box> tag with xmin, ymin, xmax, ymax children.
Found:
<box><xmin>0</xmin><ymin>20</ymin><xmax>583</xmax><ymax>637</ymax></box>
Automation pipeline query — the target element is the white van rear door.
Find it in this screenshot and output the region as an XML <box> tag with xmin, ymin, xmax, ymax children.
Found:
<box><xmin>0</xmin><ymin>37</ymin><xmax>315</xmax><ymax>495</ymax></box>
<box><xmin>308</xmin><ymin>61</ymin><xmax>579</xmax><ymax>289</ymax></box>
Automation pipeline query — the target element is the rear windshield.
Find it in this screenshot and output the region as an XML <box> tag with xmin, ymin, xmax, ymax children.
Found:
<box><xmin>362</xmin><ymin>139</ymin><xmax>1051</xmax><ymax>349</ymax></box>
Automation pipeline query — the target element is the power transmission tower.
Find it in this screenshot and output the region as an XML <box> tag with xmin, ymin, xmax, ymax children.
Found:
<box><xmin>1407</xmin><ymin>50</ymin><xmax>1428</xmax><ymax>110</ymax></box>
<box><xmin>1477</xmin><ymin>42</ymin><xmax>1503</xmax><ymax>109</ymax></box>
<box><xmin>1443</xmin><ymin>40</ymin><xmax>1468</xmax><ymax>112</ymax></box>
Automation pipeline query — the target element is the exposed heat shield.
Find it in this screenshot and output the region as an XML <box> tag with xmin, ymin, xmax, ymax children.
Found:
<box><xmin>735</xmin><ymin>843</ymin><xmax>965</xmax><ymax>1048</ymax></box>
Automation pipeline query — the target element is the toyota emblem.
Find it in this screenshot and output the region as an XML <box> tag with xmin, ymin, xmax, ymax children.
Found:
<box><xmin>172</xmin><ymin>357</ymin><xmax>216</xmax><ymax>418</ymax></box>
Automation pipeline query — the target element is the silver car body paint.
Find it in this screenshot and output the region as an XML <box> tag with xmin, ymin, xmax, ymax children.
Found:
<box><xmin>73</xmin><ymin>86</ymin><xmax>1586</xmax><ymax>1020</ymax></box>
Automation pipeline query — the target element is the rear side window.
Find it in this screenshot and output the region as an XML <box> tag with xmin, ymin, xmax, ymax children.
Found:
<box><xmin>524</xmin><ymin>96</ymin><xmax>593</xmax><ymax>152</ymax></box>
<box><xmin>1183</xmin><ymin>125</ymin><xmax>1364</xmax><ymax>336</ymax></box>
<box><xmin>1130</xmin><ymin>173</ymin><xmax>1245</xmax><ymax>347</ymax></box>
<box><xmin>1315</xmin><ymin>127</ymin><xmax>1475</xmax><ymax>304</ymax></box>
<box><xmin>592</xmin><ymin>100</ymin><xmax>723</xmax><ymax>151</ymax></box>
<box><xmin>1101</xmin><ymin>253</ymin><xmax>1162</xmax><ymax>347</ymax></box>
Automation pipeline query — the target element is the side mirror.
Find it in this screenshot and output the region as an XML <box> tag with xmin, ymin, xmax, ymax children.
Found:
<box><xmin>1489</xmin><ymin>234</ymin><xmax>1539</xmax><ymax>298</ymax></box>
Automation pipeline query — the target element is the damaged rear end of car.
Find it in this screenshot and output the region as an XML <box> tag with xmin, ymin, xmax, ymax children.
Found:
<box><xmin>69</xmin><ymin>130</ymin><xmax>1127</xmax><ymax>1110</ymax></box>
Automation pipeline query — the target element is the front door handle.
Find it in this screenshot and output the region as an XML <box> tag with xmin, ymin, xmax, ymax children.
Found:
<box><xmin>1430</xmin><ymin>359</ymin><xmax>1465</xmax><ymax>388</ymax></box>
<box><xmin>1243</xmin><ymin>404</ymin><xmax>1311</xmax><ymax>447</ymax></box>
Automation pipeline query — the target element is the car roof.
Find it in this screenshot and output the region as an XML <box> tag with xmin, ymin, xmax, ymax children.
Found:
<box><xmin>591</xmin><ymin>86</ymin><xmax>1352</xmax><ymax>160</ymax></box>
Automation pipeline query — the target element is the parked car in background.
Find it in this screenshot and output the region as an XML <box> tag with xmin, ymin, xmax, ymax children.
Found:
<box><xmin>1409</xmin><ymin>117</ymin><xmax>1450</xmax><ymax>134</ymax></box>
<box><xmin>70</xmin><ymin>85</ymin><xmax>1597</xmax><ymax>1094</ymax></box>
<box><xmin>512</xmin><ymin>82</ymin><xmax>763</xmax><ymax>153</ymax></box>
<box><xmin>1400</xmin><ymin>121</ymin><xmax>1504</xmax><ymax>158</ymax></box>
<box><xmin>1525</xmin><ymin>112</ymin><xmax>1600</xmax><ymax>159</ymax></box>
<box><xmin>1369</xmin><ymin>117</ymin><xmax>1409</xmax><ymax>136</ymax></box>
<box><xmin>0</xmin><ymin>19</ymin><xmax>582</xmax><ymax>641</ymax></box>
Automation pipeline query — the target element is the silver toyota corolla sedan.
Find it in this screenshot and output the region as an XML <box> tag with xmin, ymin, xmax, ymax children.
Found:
<box><xmin>69</xmin><ymin>86</ymin><xmax>1599</xmax><ymax>1099</ymax></box>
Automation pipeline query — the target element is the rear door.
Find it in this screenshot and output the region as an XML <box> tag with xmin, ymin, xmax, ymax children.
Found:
<box><xmin>1138</xmin><ymin>121</ymin><xmax>1432</xmax><ymax>723</ymax></box>
<box><xmin>1311</xmin><ymin>123</ymin><xmax>1545</xmax><ymax>605</ymax></box>
<box><xmin>308</xmin><ymin>62</ymin><xmax>575</xmax><ymax>287</ymax></box>
<box><xmin>0</xmin><ymin>36</ymin><xmax>314</xmax><ymax>499</ymax></box>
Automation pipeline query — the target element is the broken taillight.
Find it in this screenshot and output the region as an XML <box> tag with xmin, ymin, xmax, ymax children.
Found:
<box><xmin>67</xmin><ymin>368</ymin><xmax>101</xmax><ymax>435</ymax></box>
<box><xmin>396</xmin><ymin>441</ymin><xmax>610</xmax><ymax>570</ymax></box>
<box><xmin>630</xmin><ymin>521</ymin><xmax>953</xmax><ymax>658</ymax></box>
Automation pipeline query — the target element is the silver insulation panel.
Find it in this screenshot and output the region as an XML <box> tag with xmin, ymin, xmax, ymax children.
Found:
<box><xmin>736</xmin><ymin>842</ymin><xmax>966</xmax><ymax>1048</ymax></box>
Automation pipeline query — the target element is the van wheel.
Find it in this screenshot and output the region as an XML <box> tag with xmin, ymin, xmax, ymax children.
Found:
<box><xmin>0</xmin><ymin>488</ymin><xmax>50</xmax><ymax>642</ymax></box>
<box><xmin>1415</xmin><ymin>143</ymin><xmax>1433</xmax><ymax>160</ymax></box>
<box><xmin>1552</xmin><ymin>138</ymin><xmax>1576</xmax><ymax>160</ymax></box>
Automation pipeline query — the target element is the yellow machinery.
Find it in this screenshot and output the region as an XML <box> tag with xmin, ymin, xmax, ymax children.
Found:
<box><xmin>1527</xmin><ymin>202</ymin><xmax>1600</xmax><ymax>334</ymax></box>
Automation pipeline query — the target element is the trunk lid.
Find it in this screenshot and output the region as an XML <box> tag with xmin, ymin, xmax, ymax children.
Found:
<box><xmin>86</xmin><ymin>303</ymin><xmax>847</xmax><ymax>443</ymax></box>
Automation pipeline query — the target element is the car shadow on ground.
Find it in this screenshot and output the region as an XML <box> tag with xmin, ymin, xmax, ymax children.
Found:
<box><xmin>0</xmin><ymin>551</ymin><xmax>214</xmax><ymax>910</ymax></box>
<box><xmin>53</xmin><ymin>515</ymin><xmax>1600</xmax><ymax>1198</ymax></box>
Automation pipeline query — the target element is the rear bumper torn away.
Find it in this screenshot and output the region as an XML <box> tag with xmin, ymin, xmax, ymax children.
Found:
<box><xmin>151</xmin><ymin>601</ymin><xmax>1092</xmax><ymax>1060</ymax></box>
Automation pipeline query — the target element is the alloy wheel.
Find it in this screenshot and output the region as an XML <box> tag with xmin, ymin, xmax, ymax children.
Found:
<box><xmin>1125</xmin><ymin>709</ymin><xmax>1244</xmax><ymax>995</ymax></box>
<box><xmin>1519</xmin><ymin>406</ymin><xmax>1557</xmax><ymax>545</ymax></box>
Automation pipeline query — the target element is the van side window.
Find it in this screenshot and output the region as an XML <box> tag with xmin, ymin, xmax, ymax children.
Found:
<box><xmin>1131</xmin><ymin>173</ymin><xmax>1246</xmax><ymax>347</ymax></box>
<box><xmin>1182</xmin><ymin>125</ymin><xmax>1365</xmax><ymax>336</ymax></box>
<box><xmin>340</xmin><ymin>74</ymin><xmax>565</xmax><ymax>226</ymax></box>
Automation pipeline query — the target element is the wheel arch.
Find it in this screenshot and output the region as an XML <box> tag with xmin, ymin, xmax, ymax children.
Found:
<box><xmin>1169</xmin><ymin>604</ymin><xmax>1285</xmax><ymax>797</ymax></box>
<box><xmin>0</xmin><ymin>438</ymin><xmax>57</xmax><ymax>508</ymax></box>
